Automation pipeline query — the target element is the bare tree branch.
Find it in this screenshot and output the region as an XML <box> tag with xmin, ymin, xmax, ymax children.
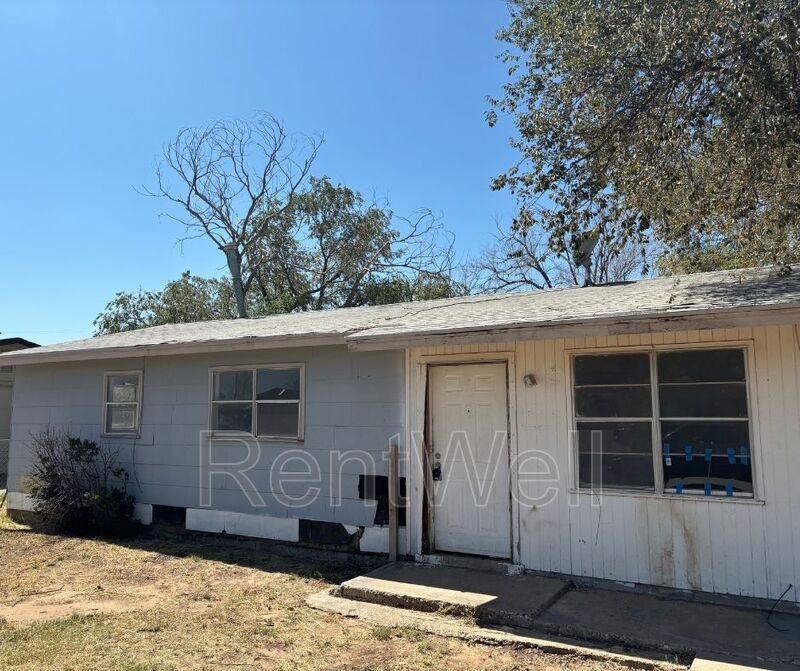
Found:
<box><xmin>144</xmin><ymin>112</ymin><xmax>322</xmax><ymax>317</ymax></box>
<box><xmin>474</xmin><ymin>217</ymin><xmax>649</xmax><ymax>293</ymax></box>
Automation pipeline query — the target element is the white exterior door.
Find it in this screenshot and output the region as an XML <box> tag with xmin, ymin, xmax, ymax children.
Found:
<box><xmin>430</xmin><ymin>363</ymin><xmax>511</xmax><ymax>558</ymax></box>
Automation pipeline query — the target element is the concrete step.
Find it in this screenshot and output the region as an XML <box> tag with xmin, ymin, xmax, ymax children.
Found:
<box><xmin>335</xmin><ymin>562</ymin><xmax>800</xmax><ymax>668</ymax></box>
<box><xmin>309</xmin><ymin>590</ymin><xmax>685</xmax><ymax>671</ymax></box>
<box><xmin>337</xmin><ymin>561</ymin><xmax>570</xmax><ymax>629</ymax></box>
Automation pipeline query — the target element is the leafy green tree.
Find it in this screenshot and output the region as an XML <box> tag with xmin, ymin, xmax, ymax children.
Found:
<box><xmin>490</xmin><ymin>0</ymin><xmax>800</xmax><ymax>271</ymax></box>
<box><xmin>94</xmin><ymin>272</ymin><xmax>264</xmax><ymax>335</ymax></box>
<box><xmin>94</xmin><ymin>290</ymin><xmax>159</xmax><ymax>334</ymax></box>
<box><xmin>359</xmin><ymin>272</ymin><xmax>469</xmax><ymax>306</ymax></box>
<box><xmin>245</xmin><ymin>176</ymin><xmax>461</xmax><ymax>310</ymax></box>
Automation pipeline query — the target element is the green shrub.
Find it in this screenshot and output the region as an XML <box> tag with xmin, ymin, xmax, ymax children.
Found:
<box><xmin>29</xmin><ymin>429</ymin><xmax>137</xmax><ymax>537</ymax></box>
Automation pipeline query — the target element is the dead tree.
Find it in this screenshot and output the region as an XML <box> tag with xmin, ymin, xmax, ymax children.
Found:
<box><xmin>149</xmin><ymin>112</ymin><xmax>321</xmax><ymax>318</ymax></box>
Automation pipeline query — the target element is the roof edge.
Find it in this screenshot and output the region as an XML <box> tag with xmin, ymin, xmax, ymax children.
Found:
<box><xmin>346</xmin><ymin>304</ymin><xmax>800</xmax><ymax>351</ymax></box>
<box><xmin>0</xmin><ymin>332</ymin><xmax>345</xmax><ymax>366</ymax></box>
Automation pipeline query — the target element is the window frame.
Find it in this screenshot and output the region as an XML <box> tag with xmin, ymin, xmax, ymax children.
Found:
<box><xmin>102</xmin><ymin>370</ymin><xmax>143</xmax><ymax>438</ymax></box>
<box><xmin>208</xmin><ymin>363</ymin><xmax>305</xmax><ymax>441</ymax></box>
<box><xmin>568</xmin><ymin>342</ymin><xmax>759</xmax><ymax>501</ymax></box>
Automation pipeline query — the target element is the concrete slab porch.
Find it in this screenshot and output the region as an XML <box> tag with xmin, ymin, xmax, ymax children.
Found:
<box><xmin>339</xmin><ymin>562</ymin><xmax>569</xmax><ymax>628</ymax></box>
<box><xmin>333</xmin><ymin>562</ymin><xmax>800</xmax><ymax>669</ymax></box>
<box><xmin>538</xmin><ymin>587</ymin><xmax>800</xmax><ymax>666</ymax></box>
<box><xmin>308</xmin><ymin>590</ymin><xmax>687</xmax><ymax>670</ymax></box>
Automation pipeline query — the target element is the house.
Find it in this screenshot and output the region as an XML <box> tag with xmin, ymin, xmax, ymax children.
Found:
<box><xmin>3</xmin><ymin>265</ymin><xmax>800</xmax><ymax>605</ymax></box>
<box><xmin>0</xmin><ymin>337</ymin><xmax>39</xmax><ymax>485</ymax></box>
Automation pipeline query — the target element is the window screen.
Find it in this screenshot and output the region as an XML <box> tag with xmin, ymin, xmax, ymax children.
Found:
<box><xmin>574</xmin><ymin>353</ymin><xmax>654</xmax><ymax>490</ymax></box>
<box><xmin>104</xmin><ymin>372</ymin><xmax>141</xmax><ymax>435</ymax></box>
<box><xmin>211</xmin><ymin>370</ymin><xmax>253</xmax><ymax>432</ymax></box>
<box><xmin>256</xmin><ymin>368</ymin><xmax>301</xmax><ymax>437</ymax></box>
<box><xmin>658</xmin><ymin>349</ymin><xmax>752</xmax><ymax>496</ymax></box>
<box><xmin>573</xmin><ymin>348</ymin><xmax>753</xmax><ymax>498</ymax></box>
<box><xmin>211</xmin><ymin>366</ymin><xmax>303</xmax><ymax>438</ymax></box>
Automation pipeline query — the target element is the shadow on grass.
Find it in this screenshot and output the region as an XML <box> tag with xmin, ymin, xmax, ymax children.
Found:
<box><xmin>123</xmin><ymin>525</ymin><xmax>383</xmax><ymax>584</ymax></box>
<box><xmin>1</xmin><ymin>511</ymin><xmax>382</xmax><ymax>586</ymax></box>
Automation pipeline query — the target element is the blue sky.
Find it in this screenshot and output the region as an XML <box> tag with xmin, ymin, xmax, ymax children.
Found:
<box><xmin>0</xmin><ymin>0</ymin><xmax>517</xmax><ymax>345</ymax></box>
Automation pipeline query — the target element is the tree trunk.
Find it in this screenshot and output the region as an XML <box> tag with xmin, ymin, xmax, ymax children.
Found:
<box><xmin>223</xmin><ymin>244</ymin><xmax>248</xmax><ymax>318</ymax></box>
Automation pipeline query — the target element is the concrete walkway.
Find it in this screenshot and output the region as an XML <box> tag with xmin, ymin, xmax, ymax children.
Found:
<box><xmin>334</xmin><ymin>562</ymin><xmax>800</xmax><ymax>670</ymax></box>
<box><xmin>339</xmin><ymin>562</ymin><xmax>569</xmax><ymax>627</ymax></box>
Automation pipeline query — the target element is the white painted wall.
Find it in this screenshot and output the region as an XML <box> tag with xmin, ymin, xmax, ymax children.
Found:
<box><xmin>410</xmin><ymin>325</ymin><xmax>800</xmax><ymax>604</ymax></box>
<box><xmin>7</xmin><ymin>345</ymin><xmax>404</xmax><ymax>532</ymax></box>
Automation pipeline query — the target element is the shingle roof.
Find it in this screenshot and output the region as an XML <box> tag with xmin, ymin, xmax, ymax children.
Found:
<box><xmin>3</xmin><ymin>265</ymin><xmax>800</xmax><ymax>364</ymax></box>
<box><xmin>348</xmin><ymin>264</ymin><xmax>800</xmax><ymax>348</ymax></box>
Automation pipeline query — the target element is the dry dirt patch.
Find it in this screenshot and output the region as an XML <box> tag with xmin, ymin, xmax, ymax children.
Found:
<box><xmin>0</xmin><ymin>585</ymin><xmax>161</xmax><ymax>626</ymax></box>
<box><xmin>0</xmin><ymin>512</ymin><xmax>634</xmax><ymax>670</ymax></box>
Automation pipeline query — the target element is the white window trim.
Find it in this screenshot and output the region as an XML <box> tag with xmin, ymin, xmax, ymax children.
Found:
<box><xmin>208</xmin><ymin>363</ymin><xmax>305</xmax><ymax>441</ymax></box>
<box><xmin>566</xmin><ymin>342</ymin><xmax>759</xmax><ymax>501</ymax></box>
<box><xmin>102</xmin><ymin>370</ymin><xmax>143</xmax><ymax>438</ymax></box>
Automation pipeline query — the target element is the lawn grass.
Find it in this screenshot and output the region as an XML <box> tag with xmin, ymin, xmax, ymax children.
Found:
<box><xmin>0</xmin><ymin>509</ymin><xmax>627</xmax><ymax>670</ymax></box>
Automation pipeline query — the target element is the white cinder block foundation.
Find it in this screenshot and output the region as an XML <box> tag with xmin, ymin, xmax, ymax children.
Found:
<box><xmin>186</xmin><ymin>508</ymin><xmax>225</xmax><ymax>533</ymax></box>
<box><xmin>185</xmin><ymin>508</ymin><xmax>299</xmax><ymax>543</ymax></box>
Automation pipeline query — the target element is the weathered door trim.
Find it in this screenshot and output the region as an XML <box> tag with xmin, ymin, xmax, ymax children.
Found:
<box><xmin>406</xmin><ymin>350</ymin><xmax>519</xmax><ymax>563</ymax></box>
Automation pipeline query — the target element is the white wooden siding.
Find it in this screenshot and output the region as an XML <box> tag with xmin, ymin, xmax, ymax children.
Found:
<box><xmin>411</xmin><ymin>325</ymin><xmax>800</xmax><ymax>603</ymax></box>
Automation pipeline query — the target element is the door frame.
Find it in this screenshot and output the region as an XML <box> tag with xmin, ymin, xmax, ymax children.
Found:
<box><xmin>405</xmin><ymin>349</ymin><xmax>520</xmax><ymax>564</ymax></box>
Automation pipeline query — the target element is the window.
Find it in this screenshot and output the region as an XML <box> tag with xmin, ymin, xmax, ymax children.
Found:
<box><xmin>658</xmin><ymin>349</ymin><xmax>751</xmax><ymax>497</ymax></box>
<box><xmin>103</xmin><ymin>371</ymin><xmax>142</xmax><ymax>435</ymax></box>
<box><xmin>574</xmin><ymin>353</ymin><xmax>654</xmax><ymax>491</ymax></box>
<box><xmin>572</xmin><ymin>348</ymin><xmax>753</xmax><ymax>498</ymax></box>
<box><xmin>210</xmin><ymin>365</ymin><xmax>304</xmax><ymax>439</ymax></box>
